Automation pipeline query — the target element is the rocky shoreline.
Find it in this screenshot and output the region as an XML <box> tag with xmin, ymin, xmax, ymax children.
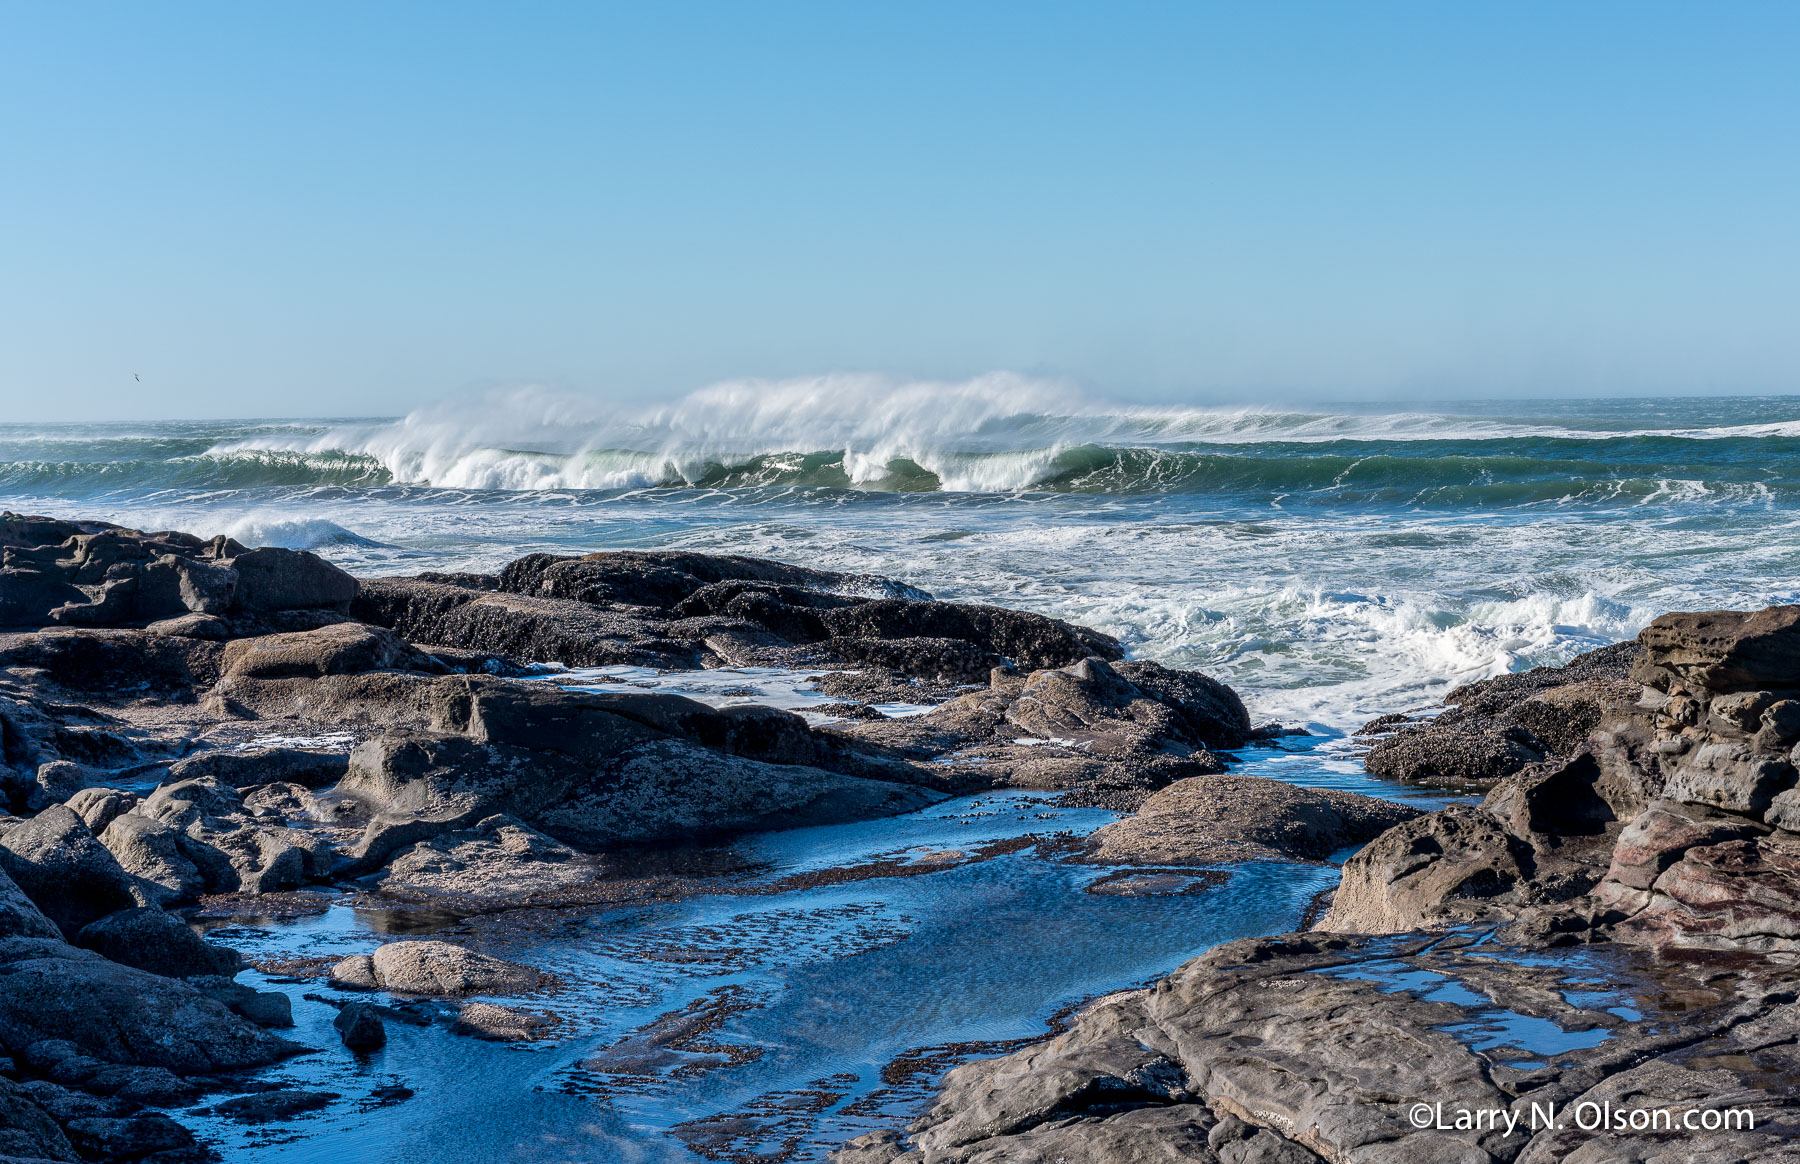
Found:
<box><xmin>3</xmin><ymin>511</ymin><xmax>1797</xmax><ymax>1163</ymax></box>
<box><xmin>0</xmin><ymin>512</ymin><xmax>1375</xmax><ymax>1162</ymax></box>
<box><xmin>840</xmin><ymin>618</ymin><xmax>1800</xmax><ymax>1162</ymax></box>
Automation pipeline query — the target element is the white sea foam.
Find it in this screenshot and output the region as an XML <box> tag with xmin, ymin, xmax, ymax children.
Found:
<box><xmin>193</xmin><ymin>377</ymin><xmax>1800</xmax><ymax>495</ymax></box>
<box><xmin>212</xmin><ymin>515</ymin><xmax>386</xmax><ymax>550</ymax></box>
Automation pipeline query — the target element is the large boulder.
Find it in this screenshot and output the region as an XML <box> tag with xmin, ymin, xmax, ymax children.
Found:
<box><xmin>371</xmin><ymin>814</ymin><xmax>599</xmax><ymax>909</ymax></box>
<box><xmin>1085</xmin><ymin>774</ymin><xmax>1420</xmax><ymax>866</ymax></box>
<box><xmin>97</xmin><ymin>812</ymin><xmax>206</xmax><ymax>905</ymax></box>
<box><xmin>0</xmin><ymin>1076</ymin><xmax>77</xmax><ymax>1161</ymax></box>
<box><xmin>226</xmin><ymin>546</ymin><xmax>358</xmax><ymax>612</ymax></box>
<box><xmin>76</xmin><ymin>907</ymin><xmax>242</xmax><ymax>978</ymax></box>
<box><xmin>0</xmin><ymin>867</ymin><xmax>61</xmax><ymax>942</ymax></box>
<box><xmin>0</xmin><ymin>937</ymin><xmax>299</xmax><ymax>1073</ymax></box>
<box><xmin>326</xmin><ymin>675</ymin><xmax>940</xmax><ymax>857</ymax></box>
<box><xmin>1113</xmin><ymin>658</ymin><xmax>1253</xmax><ymax>750</ymax></box>
<box><xmin>0</xmin><ymin>806</ymin><xmax>144</xmax><ymax>938</ymax></box>
<box><xmin>1635</xmin><ymin>605</ymin><xmax>1800</xmax><ymax>692</ymax></box>
<box><xmin>135</xmin><ymin>777</ymin><xmax>334</xmax><ymax>895</ymax></box>
<box><xmin>1321</xmin><ymin>805</ymin><xmax>1537</xmax><ymax>933</ymax></box>
<box><xmin>334</xmin><ymin>1002</ymin><xmax>386</xmax><ymax>1050</ymax></box>
<box><xmin>0</xmin><ymin>518</ymin><xmax>247</xmax><ymax>629</ymax></box>
<box><xmin>330</xmin><ymin>940</ymin><xmax>544</xmax><ymax>997</ymax></box>
<box><xmin>219</xmin><ymin>622</ymin><xmax>427</xmax><ymax>681</ymax></box>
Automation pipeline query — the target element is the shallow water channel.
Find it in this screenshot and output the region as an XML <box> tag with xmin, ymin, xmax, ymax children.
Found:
<box><xmin>184</xmin><ymin>736</ymin><xmax>1460</xmax><ymax>1163</ymax></box>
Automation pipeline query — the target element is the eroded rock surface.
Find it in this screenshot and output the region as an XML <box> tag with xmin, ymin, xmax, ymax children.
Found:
<box><xmin>1361</xmin><ymin>641</ymin><xmax>1640</xmax><ymax>787</ymax></box>
<box><xmin>840</xmin><ymin>931</ymin><xmax>1800</xmax><ymax>1164</ymax></box>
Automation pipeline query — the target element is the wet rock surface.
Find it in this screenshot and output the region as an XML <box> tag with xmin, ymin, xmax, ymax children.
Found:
<box><xmin>841</xmin><ymin>930</ymin><xmax>1800</xmax><ymax>1164</ymax></box>
<box><xmin>845</xmin><ymin>608</ymin><xmax>1800</xmax><ymax>1164</ymax></box>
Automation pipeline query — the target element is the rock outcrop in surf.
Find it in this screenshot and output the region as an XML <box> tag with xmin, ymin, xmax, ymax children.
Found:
<box><xmin>840</xmin><ymin>610</ymin><xmax>1800</xmax><ymax>1163</ymax></box>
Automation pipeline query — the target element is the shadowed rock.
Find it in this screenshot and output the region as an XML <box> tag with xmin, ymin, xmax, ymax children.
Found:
<box><xmin>0</xmin><ymin>937</ymin><xmax>300</xmax><ymax>1073</ymax></box>
<box><xmin>76</xmin><ymin>907</ymin><xmax>242</xmax><ymax>978</ymax></box>
<box><xmin>0</xmin><ymin>806</ymin><xmax>144</xmax><ymax>938</ymax></box>
<box><xmin>334</xmin><ymin>1003</ymin><xmax>386</xmax><ymax>1050</ymax></box>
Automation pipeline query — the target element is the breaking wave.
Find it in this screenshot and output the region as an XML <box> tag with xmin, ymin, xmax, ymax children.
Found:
<box><xmin>7</xmin><ymin>377</ymin><xmax>1800</xmax><ymax>501</ymax></box>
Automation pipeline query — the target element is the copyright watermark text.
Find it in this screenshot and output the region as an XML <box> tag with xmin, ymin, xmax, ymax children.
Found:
<box><xmin>1406</xmin><ymin>1100</ymin><xmax>1756</xmax><ymax>1136</ymax></box>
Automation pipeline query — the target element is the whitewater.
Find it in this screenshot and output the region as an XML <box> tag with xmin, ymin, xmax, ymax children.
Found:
<box><xmin>7</xmin><ymin>379</ymin><xmax>1800</xmax><ymax>733</ymax></box>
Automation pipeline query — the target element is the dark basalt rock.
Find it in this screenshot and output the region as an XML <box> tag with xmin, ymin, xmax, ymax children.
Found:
<box><xmin>0</xmin><ymin>866</ymin><xmax>61</xmax><ymax>942</ymax></box>
<box><xmin>63</xmin><ymin>1112</ymin><xmax>197</xmax><ymax>1159</ymax></box>
<box><xmin>351</xmin><ymin>579</ymin><xmax>710</xmax><ymax>669</ymax></box>
<box><xmin>1363</xmin><ymin>723</ymin><xmax>1545</xmax><ymax>785</ymax></box>
<box><xmin>0</xmin><ymin>938</ymin><xmax>300</xmax><ymax>1073</ymax></box>
<box><xmin>497</xmin><ymin>550</ymin><xmax>927</xmax><ymax>608</ymax></box>
<box><xmin>210</xmin><ymin>1088</ymin><xmax>339</xmax><ymax>1122</ymax></box>
<box><xmin>0</xmin><ymin>1077</ymin><xmax>80</xmax><ymax>1162</ymax></box>
<box><xmin>0</xmin><ymin>630</ymin><xmax>223</xmax><ymax>698</ymax></box>
<box><xmin>1360</xmin><ymin>641</ymin><xmax>1641</xmax><ymax>786</ymax></box>
<box><xmin>0</xmin><ymin>514</ymin><xmax>360</xmax><ymax>633</ymax></box>
<box><xmin>185</xmin><ymin>975</ymin><xmax>295</xmax><ymax>1028</ymax></box>
<box><xmin>229</xmin><ymin>546</ymin><xmax>359</xmax><ymax>613</ymax></box>
<box><xmin>1112</xmin><ymin>658</ymin><xmax>1252</xmax><ymax>750</ymax></box>
<box><xmin>76</xmin><ymin>908</ymin><xmax>242</xmax><ymax>979</ymax></box>
<box><xmin>334</xmin><ymin>1003</ymin><xmax>387</xmax><ymax>1051</ymax></box>
<box><xmin>0</xmin><ymin>807</ymin><xmax>144</xmax><ymax>939</ymax></box>
<box><xmin>354</xmin><ymin>552</ymin><xmax>1116</xmax><ymax>683</ymax></box>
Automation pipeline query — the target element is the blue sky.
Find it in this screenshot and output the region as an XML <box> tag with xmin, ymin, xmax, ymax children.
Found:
<box><xmin>2</xmin><ymin>1</ymin><xmax>1797</xmax><ymax>419</ymax></box>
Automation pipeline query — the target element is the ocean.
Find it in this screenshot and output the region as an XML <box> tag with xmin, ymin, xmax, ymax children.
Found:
<box><xmin>9</xmin><ymin>382</ymin><xmax>1795</xmax><ymax>734</ymax></box>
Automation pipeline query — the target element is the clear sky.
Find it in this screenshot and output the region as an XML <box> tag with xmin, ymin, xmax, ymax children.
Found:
<box><xmin>2</xmin><ymin>1</ymin><xmax>1797</xmax><ymax>420</ymax></box>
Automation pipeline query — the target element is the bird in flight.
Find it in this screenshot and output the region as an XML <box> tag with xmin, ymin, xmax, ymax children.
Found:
<box><xmin>133</xmin><ymin>373</ymin><xmax>140</xmax><ymax>381</ymax></box>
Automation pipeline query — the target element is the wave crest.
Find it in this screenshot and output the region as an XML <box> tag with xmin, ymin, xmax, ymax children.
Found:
<box><xmin>9</xmin><ymin>377</ymin><xmax>1800</xmax><ymax>498</ymax></box>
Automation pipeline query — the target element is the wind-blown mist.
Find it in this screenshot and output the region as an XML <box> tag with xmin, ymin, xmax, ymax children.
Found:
<box><xmin>168</xmin><ymin>377</ymin><xmax>1800</xmax><ymax>497</ymax></box>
